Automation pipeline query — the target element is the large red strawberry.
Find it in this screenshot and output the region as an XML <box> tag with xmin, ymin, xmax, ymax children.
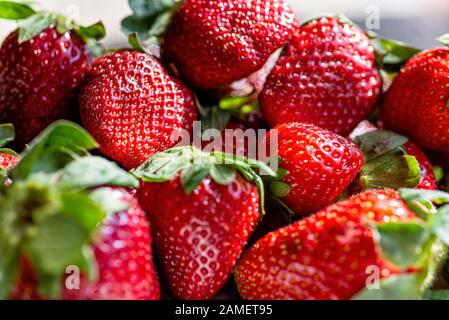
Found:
<box><xmin>236</xmin><ymin>188</ymin><xmax>449</xmax><ymax>300</ymax></box>
<box><xmin>0</xmin><ymin>2</ymin><xmax>106</xmax><ymax>146</ymax></box>
<box><xmin>260</xmin><ymin>16</ymin><xmax>382</xmax><ymax>136</ymax></box>
<box><xmin>350</xmin><ymin>121</ymin><xmax>437</xmax><ymax>191</ymax></box>
<box><xmin>0</xmin><ymin>121</ymin><xmax>160</xmax><ymax>300</ymax></box>
<box><xmin>133</xmin><ymin>146</ymin><xmax>273</xmax><ymax>299</ymax></box>
<box><xmin>157</xmin><ymin>0</ymin><xmax>299</xmax><ymax>90</ymax></box>
<box><xmin>265</xmin><ymin>122</ymin><xmax>364</xmax><ymax>215</ymax></box>
<box><xmin>79</xmin><ymin>50</ymin><xmax>198</xmax><ymax>169</ymax></box>
<box><xmin>379</xmin><ymin>45</ymin><xmax>449</xmax><ymax>151</ymax></box>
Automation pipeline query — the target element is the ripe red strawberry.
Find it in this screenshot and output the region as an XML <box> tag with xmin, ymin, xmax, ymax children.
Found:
<box><xmin>265</xmin><ymin>122</ymin><xmax>364</xmax><ymax>215</ymax></box>
<box><xmin>133</xmin><ymin>146</ymin><xmax>273</xmax><ymax>299</ymax></box>
<box><xmin>11</xmin><ymin>188</ymin><xmax>160</xmax><ymax>300</ymax></box>
<box><xmin>260</xmin><ymin>16</ymin><xmax>381</xmax><ymax>136</ymax></box>
<box><xmin>0</xmin><ymin>3</ymin><xmax>106</xmax><ymax>146</ymax></box>
<box><xmin>161</xmin><ymin>0</ymin><xmax>299</xmax><ymax>90</ymax></box>
<box><xmin>79</xmin><ymin>50</ymin><xmax>198</xmax><ymax>169</ymax></box>
<box><xmin>235</xmin><ymin>189</ymin><xmax>417</xmax><ymax>300</ymax></box>
<box><xmin>0</xmin><ymin>121</ymin><xmax>160</xmax><ymax>300</ymax></box>
<box><xmin>379</xmin><ymin>47</ymin><xmax>449</xmax><ymax>151</ymax></box>
<box><xmin>350</xmin><ymin>121</ymin><xmax>437</xmax><ymax>190</ymax></box>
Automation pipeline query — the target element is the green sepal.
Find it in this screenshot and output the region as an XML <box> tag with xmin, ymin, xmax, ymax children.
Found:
<box><xmin>90</xmin><ymin>188</ymin><xmax>132</xmax><ymax>216</ymax></box>
<box><xmin>354</xmin><ymin>130</ymin><xmax>421</xmax><ymax>191</ymax></box>
<box><xmin>373</xmin><ymin>221</ymin><xmax>432</xmax><ymax>269</ymax></box>
<box><xmin>58</xmin><ymin>156</ymin><xmax>139</xmax><ymax>190</ymax></box>
<box><xmin>424</xmin><ymin>290</ymin><xmax>449</xmax><ymax>300</ymax></box>
<box><xmin>132</xmin><ymin>146</ymin><xmax>275</xmax><ymax>214</ymax></box>
<box><xmin>201</xmin><ymin>107</ymin><xmax>232</xmax><ymax>133</ymax></box>
<box><xmin>0</xmin><ymin>123</ymin><xmax>15</xmax><ymax>148</ymax></box>
<box><xmin>353</xmin><ymin>273</ymin><xmax>425</xmax><ymax>300</ymax></box>
<box><xmin>428</xmin><ymin>205</ymin><xmax>449</xmax><ymax>247</ymax></box>
<box><xmin>122</xmin><ymin>0</ymin><xmax>179</xmax><ymax>48</ymax></box>
<box><xmin>219</xmin><ymin>93</ymin><xmax>260</xmax><ymax>120</ymax></box>
<box><xmin>77</xmin><ymin>21</ymin><xmax>106</xmax><ymax>41</ymax></box>
<box><xmin>13</xmin><ymin>121</ymin><xmax>98</xmax><ymax>181</ymax></box>
<box><xmin>17</xmin><ymin>12</ymin><xmax>57</xmax><ymax>43</ymax></box>
<box><xmin>433</xmin><ymin>166</ymin><xmax>444</xmax><ymax>184</ymax></box>
<box><xmin>0</xmin><ymin>235</ymin><xmax>20</xmax><ymax>299</ymax></box>
<box><xmin>0</xmin><ymin>1</ymin><xmax>35</xmax><ymax>20</ymax></box>
<box><xmin>269</xmin><ymin>181</ymin><xmax>291</xmax><ymax>198</ymax></box>
<box><xmin>359</xmin><ymin>151</ymin><xmax>421</xmax><ymax>190</ymax></box>
<box><xmin>354</xmin><ymin>130</ymin><xmax>409</xmax><ymax>162</ymax></box>
<box><xmin>400</xmin><ymin>189</ymin><xmax>449</xmax><ymax>218</ymax></box>
<box><xmin>437</xmin><ymin>34</ymin><xmax>449</xmax><ymax>48</ymax></box>
<box><xmin>368</xmin><ymin>32</ymin><xmax>421</xmax><ymax>73</ymax></box>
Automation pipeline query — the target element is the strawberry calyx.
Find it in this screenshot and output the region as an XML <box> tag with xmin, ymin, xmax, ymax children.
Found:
<box><xmin>0</xmin><ymin>0</ymin><xmax>106</xmax><ymax>56</ymax></box>
<box><xmin>437</xmin><ymin>34</ymin><xmax>449</xmax><ymax>48</ymax></box>
<box><xmin>367</xmin><ymin>31</ymin><xmax>421</xmax><ymax>74</ymax></box>
<box><xmin>122</xmin><ymin>0</ymin><xmax>181</xmax><ymax>55</ymax></box>
<box><xmin>0</xmin><ymin>121</ymin><xmax>139</xmax><ymax>299</ymax></box>
<box><xmin>354</xmin><ymin>189</ymin><xmax>449</xmax><ymax>300</ymax></box>
<box><xmin>353</xmin><ymin>130</ymin><xmax>422</xmax><ymax>191</ymax></box>
<box><xmin>132</xmin><ymin>146</ymin><xmax>276</xmax><ymax>214</ymax></box>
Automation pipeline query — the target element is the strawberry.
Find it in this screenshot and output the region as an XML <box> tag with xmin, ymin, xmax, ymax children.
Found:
<box><xmin>0</xmin><ymin>152</ymin><xmax>17</xmax><ymax>170</ymax></box>
<box><xmin>79</xmin><ymin>50</ymin><xmax>198</xmax><ymax>169</ymax></box>
<box><xmin>0</xmin><ymin>121</ymin><xmax>160</xmax><ymax>300</ymax></box>
<box><xmin>265</xmin><ymin>122</ymin><xmax>364</xmax><ymax>215</ymax></box>
<box><xmin>350</xmin><ymin>121</ymin><xmax>437</xmax><ymax>191</ymax></box>
<box><xmin>123</xmin><ymin>0</ymin><xmax>299</xmax><ymax>90</ymax></box>
<box><xmin>0</xmin><ymin>2</ymin><xmax>106</xmax><ymax>146</ymax></box>
<box><xmin>236</xmin><ymin>189</ymin><xmax>449</xmax><ymax>300</ymax></box>
<box><xmin>379</xmin><ymin>44</ymin><xmax>449</xmax><ymax>152</ymax></box>
<box><xmin>260</xmin><ymin>16</ymin><xmax>381</xmax><ymax>136</ymax></box>
<box><xmin>132</xmin><ymin>146</ymin><xmax>274</xmax><ymax>299</ymax></box>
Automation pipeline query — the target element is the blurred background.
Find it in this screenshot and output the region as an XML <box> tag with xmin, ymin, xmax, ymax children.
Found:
<box><xmin>1</xmin><ymin>0</ymin><xmax>449</xmax><ymax>48</ymax></box>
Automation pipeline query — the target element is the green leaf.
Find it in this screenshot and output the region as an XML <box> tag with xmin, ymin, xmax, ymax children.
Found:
<box><xmin>433</xmin><ymin>166</ymin><xmax>444</xmax><ymax>184</ymax></box>
<box><xmin>132</xmin><ymin>147</ymin><xmax>197</xmax><ymax>182</ymax></box>
<box><xmin>59</xmin><ymin>156</ymin><xmax>139</xmax><ymax>190</ymax></box>
<box><xmin>437</xmin><ymin>34</ymin><xmax>449</xmax><ymax>48</ymax></box>
<box><xmin>77</xmin><ymin>21</ymin><xmax>106</xmax><ymax>41</ymax></box>
<box><xmin>374</xmin><ymin>222</ymin><xmax>431</xmax><ymax>269</ymax></box>
<box><xmin>128</xmin><ymin>0</ymin><xmax>177</xmax><ymax>17</ymax></box>
<box><xmin>181</xmin><ymin>164</ymin><xmax>211</xmax><ymax>194</ymax></box>
<box><xmin>369</xmin><ymin>33</ymin><xmax>421</xmax><ymax>72</ymax></box>
<box><xmin>429</xmin><ymin>205</ymin><xmax>449</xmax><ymax>247</ymax></box>
<box><xmin>353</xmin><ymin>273</ymin><xmax>424</xmax><ymax>300</ymax></box>
<box><xmin>0</xmin><ymin>236</ymin><xmax>20</xmax><ymax>299</ymax></box>
<box><xmin>400</xmin><ymin>189</ymin><xmax>449</xmax><ymax>208</ymax></box>
<box><xmin>60</xmin><ymin>192</ymin><xmax>105</xmax><ymax>233</ymax></box>
<box><xmin>0</xmin><ymin>123</ymin><xmax>15</xmax><ymax>148</ymax></box>
<box><xmin>354</xmin><ymin>130</ymin><xmax>409</xmax><ymax>162</ymax></box>
<box><xmin>360</xmin><ymin>151</ymin><xmax>421</xmax><ymax>190</ymax></box>
<box><xmin>269</xmin><ymin>181</ymin><xmax>292</xmax><ymax>198</ymax></box>
<box><xmin>210</xmin><ymin>164</ymin><xmax>236</xmax><ymax>186</ymax></box>
<box><xmin>202</xmin><ymin>107</ymin><xmax>232</xmax><ymax>133</ymax></box>
<box><xmin>89</xmin><ymin>188</ymin><xmax>131</xmax><ymax>216</ymax></box>
<box><xmin>13</xmin><ymin>121</ymin><xmax>98</xmax><ymax>180</ymax></box>
<box><xmin>18</xmin><ymin>12</ymin><xmax>57</xmax><ymax>43</ymax></box>
<box><xmin>424</xmin><ymin>290</ymin><xmax>449</xmax><ymax>300</ymax></box>
<box><xmin>0</xmin><ymin>1</ymin><xmax>35</xmax><ymax>20</ymax></box>
<box><xmin>24</xmin><ymin>214</ymin><xmax>90</xmax><ymax>297</ymax></box>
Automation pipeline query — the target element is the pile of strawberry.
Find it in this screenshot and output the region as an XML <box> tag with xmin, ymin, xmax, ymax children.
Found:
<box><xmin>0</xmin><ymin>0</ymin><xmax>449</xmax><ymax>300</ymax></box>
